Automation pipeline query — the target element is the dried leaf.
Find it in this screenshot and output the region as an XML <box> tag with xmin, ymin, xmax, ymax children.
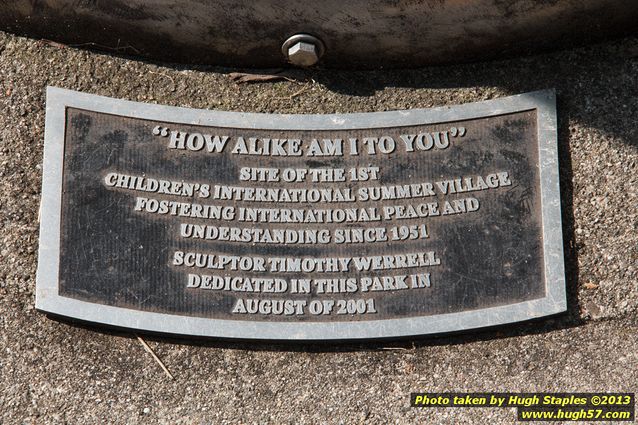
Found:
<box><xmin>39</xmin><ymin>39</ymin><xmax>67</xmax><ymax>49</ymax></box>
<box><xmin>228</xmin><ymin>72</ymin><xmax>288</xmax><ymax>84</ymax></box>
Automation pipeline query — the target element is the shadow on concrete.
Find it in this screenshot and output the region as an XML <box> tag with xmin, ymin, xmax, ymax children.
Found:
<box><xmin>214</xmin><ymin>37</ymin><xmax>638</xmax><ymax>149</ymax></box>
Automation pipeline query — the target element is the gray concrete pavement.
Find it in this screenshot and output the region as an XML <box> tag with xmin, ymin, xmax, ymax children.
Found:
<box><xmin>0</xmin><ymin>31</ymin><xmax>636</xmax><ymax>424</ymax></box>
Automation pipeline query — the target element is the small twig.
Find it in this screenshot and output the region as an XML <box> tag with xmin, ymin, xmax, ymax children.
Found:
<box><xmin>149</xmin><ymin>71</ymin><xmax>175</xmax><ymax>86</ymax></box>
<box><xmin>136</xmin><ymin>335</ymin><xmax>174</xmax><ymax>380</ymax></box>
<box><xmin>149</xmin><ymin>71</ymin><xmax>176</xmax><ymax>92</ymax></box>
<box><xmin>288</xmin><ymin>85</ymin><xmax>309</xmax><ymax>99</ymax></box>
<box><xmin>68</xmin><ymin>42</ymin><xmax>141</xmax><ymax>54</ymax></box>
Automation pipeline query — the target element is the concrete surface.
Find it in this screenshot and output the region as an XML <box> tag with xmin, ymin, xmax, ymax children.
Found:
<box><xmin>0</xmin><ymin>30</ymin><xmax>636</xmax><ymax>424</ymax></box>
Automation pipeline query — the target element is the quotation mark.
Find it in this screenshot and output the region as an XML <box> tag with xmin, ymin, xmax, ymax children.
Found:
<box><xmin>152</xmin><ymin>126</ymin><xmax>170</xmax><ymax>137</ymax></box>
<box><xmin>449</xmin><ymin>127</ymin><xmax>466</xmax><ymax>137</ymax></box>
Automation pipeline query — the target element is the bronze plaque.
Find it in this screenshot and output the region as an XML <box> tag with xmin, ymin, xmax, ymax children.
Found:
<box><xmin>36</xmin><ymin>87</ymin><xmax>566</xmax><ymax>340</ymax></box>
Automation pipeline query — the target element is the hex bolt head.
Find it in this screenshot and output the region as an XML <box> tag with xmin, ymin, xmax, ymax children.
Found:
<box><xmin>288</xmin><ymin>41</ymin><xmax>319</xmax><ymax>67</ymax></box>
<box><xmin>282</xmin><ymin>34</ymin><xmax>325</xmax><ymax>67</ymax></box>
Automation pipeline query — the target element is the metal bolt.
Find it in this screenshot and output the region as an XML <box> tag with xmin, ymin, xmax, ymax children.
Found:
<box><xmin>282</xmin><ymin>34</ymin><xmax>325</xmax><ymax>67</ymax></box>
<box><xmin>288</xmin><ymin>41</ymin><xmax>319</xmax><ymax>67</ymax></box>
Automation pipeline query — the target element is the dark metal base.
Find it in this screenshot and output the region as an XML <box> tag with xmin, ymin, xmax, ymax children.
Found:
<box><xmin>1</xmin><ymin>1</ymin><xmax>637</xmax><ymax>68</ymax></box>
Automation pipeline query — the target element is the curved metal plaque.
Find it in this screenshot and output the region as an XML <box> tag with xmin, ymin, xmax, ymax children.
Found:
<box><xmin>37</xmin><ymin>87</ymin><xmax>565</xmax><ymax>340</ymax></box>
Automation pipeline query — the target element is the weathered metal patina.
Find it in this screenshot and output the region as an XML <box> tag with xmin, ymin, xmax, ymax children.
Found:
<box><xmin>36</xmin><ymin>88</ymin><xmax>565</xmax><ymax>340</ymax></box>
<box><xmin>1</xmin><ymin>1</ymin><xmax>637</xmax><ymax>68</ymax></box>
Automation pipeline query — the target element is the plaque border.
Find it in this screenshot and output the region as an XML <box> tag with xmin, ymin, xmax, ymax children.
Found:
<box><xmin>36</xmin><ymin>87</ymin><xmax>566</xmax><ymax>340</ymax></box>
